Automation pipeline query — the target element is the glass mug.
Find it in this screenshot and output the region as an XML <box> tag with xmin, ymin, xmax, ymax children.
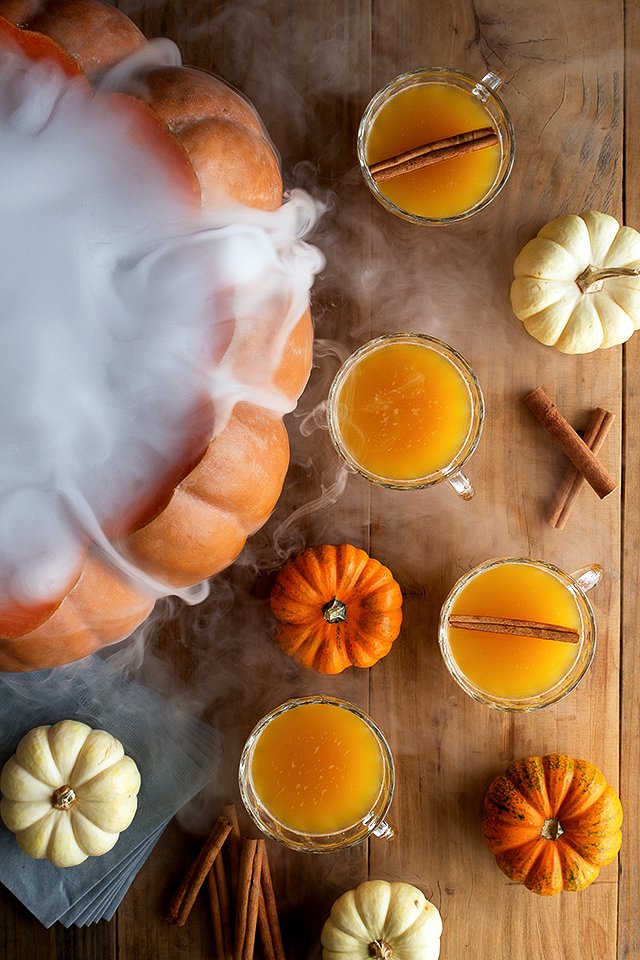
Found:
<box><xmin>438</xmin><ymin>557</ymin><xmax>602</xmax><ymax>711</ymax></box>
<box><xmin>327</xmin><ymin>333</ymin><xmax>484</xmax><ymax>499</ymax></box>
<box><xmin>358</xmin><ymin>67</ymin><xmax>515</xmax><ymax>225</ymax></box>
<box><xmin>238</xmin><ymin>696</ymin><xmax>395</xmax><ymax>852</ymax></box>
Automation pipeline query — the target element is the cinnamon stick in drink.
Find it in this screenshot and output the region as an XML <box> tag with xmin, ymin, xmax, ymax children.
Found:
<box><xmin>370</xmin><ymin>126</ymin><xmax>494</xmax><ymax>173</ymax></box>
<box><xmin>523</xmin><ymin>388</ymin><xmax>616</xmax><ymax>499</ymax></box>
<box><xmin>369</xmin><ymin>127</ymin><xmax>498</xmax><ymax>183</ymax></box>
<box><xmin>548</xmin><ymin>407</ymin><xmax>615</xmax><ymax>528</ymax></box>
<box><xmin>448</xmin><ymin>614</ymin><xmax>580</xmax><ymax>643</ymax></box>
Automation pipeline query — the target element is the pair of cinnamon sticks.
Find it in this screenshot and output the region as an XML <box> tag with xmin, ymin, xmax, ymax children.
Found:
<box><xmin>168</xmin><ymin>805</ymin><xmax>285</xmax><ymax>960</ymax></box>
<box><xmin>233</xmin><ymin>838</ymin><xmax>284</xmax><ymax>960</ymax></box>
<box><xmin>523</xmin><ymin>387</ymin><xmax>615</xmax><ymax>529</ymax></box>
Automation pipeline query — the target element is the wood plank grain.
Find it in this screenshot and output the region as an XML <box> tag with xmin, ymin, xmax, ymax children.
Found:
<box><xmin>0</xmin><ymin>893</ymin><xmax>64</xmax><ymax>960</ymax></box>
<box><xmin>619</xmin><ymin>1</ymin><xmax>640</xmax><ymax>957</ymax></box>
<box><xmin>0</xmin><ymin>884</ymin><xmax>117</xmax><ymax>960</ymax></box>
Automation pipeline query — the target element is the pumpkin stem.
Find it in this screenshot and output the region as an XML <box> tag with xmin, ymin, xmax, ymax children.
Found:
<box><xmin>368</xmin><ymin>940</ymin><xmax>393</xmax><ymax>959</ymax></box>
<box><xmin>52</xmin><ymin>784</ymin><xmax>77</xmax><ymax>810</ymax></box>
<box><xmin>322</xmin><ymin>597</ymin><xmax>347</xmax><ymax>623</ymax></box>
<box><xmin>541</xmin><ymin>817</ymin><xmax>564</xmax><ymax>841</ymax></box>
<box><xmin>576</xmin><ymin>263</ymin><xmax>640</xmax><ymax>294</ymax></box>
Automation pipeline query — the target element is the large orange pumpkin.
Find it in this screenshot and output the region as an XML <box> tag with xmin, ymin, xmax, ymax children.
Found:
<box><xmin>270</xmin><ymin>544</ymin><xmax>403</xmax><ymax>674</ymax></box>
<box><xmin>0</xmin><ymin>0</ymin><xmax>314</xmax><ymax>670</ymax></box>
<box><xmin>482</xmin><ymin>754</ymin><xmax>623</xmax><ymax>895</ymax></box>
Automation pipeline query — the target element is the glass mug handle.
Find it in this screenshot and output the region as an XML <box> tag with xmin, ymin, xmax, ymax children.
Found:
<box><xmin>447</xmin><ymin>470</ymin><xmax>475</xmax><ymax>500</ymax></box>
<box><xmin>371</xmin><ymin>819</ymin><xmax>396</xmax><ymax>840</ymax></box>
<box><xmin>473</xmin><ymin>71</ymin><xmax>503</xmax><ymax>101</ymax></box>
<box><xmin>571</xmin><ymin>563</ymin><xmax>603</xmax><ymax>593</ymax></box>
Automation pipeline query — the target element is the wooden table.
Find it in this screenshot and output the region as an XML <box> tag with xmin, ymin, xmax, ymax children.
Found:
<box><xmin>1</xmin><ymin>0</ymin><xmax>638</xmax><ymax>958</ymax></box>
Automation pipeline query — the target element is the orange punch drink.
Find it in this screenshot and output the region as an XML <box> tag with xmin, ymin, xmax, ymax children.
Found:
<box><xmin>327</xmin><ymin>334</ymin><xmax>484</xmax><ymax>498</ymax></box>
<box><xmin>439</xmin><ymin>558</ymin><xmax>602</xmax><ymax>710</ymax></box>
<box><xmin>358</xmin><ymin>68</ymin><xmax>514</xmax><ymax>224</ymax></box>
<box><xmin>239</xmin><ymin>697</ymin><xmax>395</xmax><ymax>851</ymax></box>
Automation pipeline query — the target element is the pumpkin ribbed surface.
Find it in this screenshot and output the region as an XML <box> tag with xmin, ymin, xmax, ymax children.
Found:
<box><xmin>511</xmin><ymin>210</ymin><xmax>640</xmax><ymax>353</ymax></box>
<box><xmin>1</xmin><ymin>720</ymin><xmax>141</xmax><ymax>867</ymax></box>
<box><xmin>0</xmin><ymin>0</ymin><xmax>314</xmax><ymax>670</ymax></box>
<box><xmin>321</xmin><ymin>879</ymin><xmax>442</xmax><ymax>960</ymax></box>
<box><xmin>482</xmin><ymin>754</ymin><xmax>623</xmax><ymax>895</ymax></box>
<box><xmin>270</xmin><ymin>544</ymin><xmax>403</xmax><ymax>674</ymax></box>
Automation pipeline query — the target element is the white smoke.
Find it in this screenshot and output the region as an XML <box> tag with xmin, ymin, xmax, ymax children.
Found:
<box><xmin>0</xmin><ymin>37</ymin><xmax>323</xmax><ymax>615</ymax></box>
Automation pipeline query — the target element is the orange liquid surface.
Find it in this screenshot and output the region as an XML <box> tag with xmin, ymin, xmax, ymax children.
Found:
<box><xmin>448</xmin><ymin>564</ymin><xmax>582</xmax><ymax>699</ymax></box>
<box><xmin>366</xmin><ymin>82</ymin><xmax>501</xmax><ymax>218</ymax></box>
<box><xmin>336</xmin><ymin>341</ymin><xmax>472</xmax><ymax>480</ymax></box>
<box><xmin>250</xmin><ymin>703</ymin><xmax>384</xmax><ymax>834</ymax></box>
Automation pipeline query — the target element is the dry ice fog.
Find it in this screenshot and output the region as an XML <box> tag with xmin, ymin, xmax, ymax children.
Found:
<box><xmin>0</xmin><ymin>37</ymin><xmax>322</xmax><ymax>619</ymax></box>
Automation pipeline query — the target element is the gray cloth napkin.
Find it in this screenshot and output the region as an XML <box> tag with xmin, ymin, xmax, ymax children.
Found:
<box><xmin>0</xmin><ymin>654</ymin><xmax>221</xmax><ymax>927</ymax></box>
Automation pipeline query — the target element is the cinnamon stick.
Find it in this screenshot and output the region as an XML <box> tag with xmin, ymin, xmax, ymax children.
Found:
<box><xmin>233</xmin><ymin>839</ymin><xmax>256</xmax><ymax>958</ymax></box>
<box><xmin>208</xmin><ymin>852</ymin><xmax>233</xmax><ymax>959</ymax></box>
<box><xmin>523</xmin><ymin>387</ymin><xmax>616</xmax><ymax>499</ymax></box>
<box><xmin>370</xmin><ymin>127</ymin><xmax>498</xmax><ymax>183</ymax></box>
<box><xmin>208</xmin><ymin>869</ymin><xmax>226</xmax><ymax>959</ymax></box>
<box><xmin>223</xmin><ymin>803</ymin><xmax>242</xmax><ymax>909</ymax></box>
<box><xmin>448</xmin><ymin>614</ymin><xmax>580</xmax><ymax>643</ymax></box>
<box><xmin>259</xmin><ymin>842</ymin><xmax>286</xmax><ymax>960</ymax></box>
<box><xmin>370</xmin><ymin>126</ymin><xmax>494</xmax><ymax>173</ymax></box>
<box><xmin>242</xmin><ymin>841</ymin><xmax>264</xmax><ymax>960</ymax></box>
<box><xmin>167</xmin><ymin>816</ymin><xmax>232</xmax><ymax>927</ymax></box>
<box><xmin>257</xmin><ymin>893</ymin><xmax>277</xmax><ymax>960</ymax></box>
<box><xmin>234</xmin><ymin>839</ymin><xmax>262</xmax><ymax>960</ymax></box>
<box><xmin>549</xmin><ymin>407</ymin><xmax>615</xmax><ymax>529</ymax></box>
<box><xmin>216</xmin><ymin>853</ymin><xmax>233</xmax><ymax>956</ymax></box>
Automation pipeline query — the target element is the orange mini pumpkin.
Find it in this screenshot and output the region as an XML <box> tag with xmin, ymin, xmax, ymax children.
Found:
<box><xmin>270</xmin><ymin>544</ymin><xmax>403</xmax><ymax>675</ymax></box>
<box><xmin>482</xmin><ymin>754</ymin><xmax>622</xmax><ymax>896</ymax></box>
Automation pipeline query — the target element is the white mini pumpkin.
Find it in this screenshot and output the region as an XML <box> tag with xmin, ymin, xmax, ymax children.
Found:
<box><xmin>510</xmin><ymin>210</ymin><xmax>640</xmax><ymax>353</ymax></box>
<box><xmin>321</xmin><ymin>879</ymin><xmax>443</xmax><ymax>960</ymax></box>
<box><xmin>1</xmin><ymin>720</ymin><xmax>141</xmax><ymax>867</ymax></box>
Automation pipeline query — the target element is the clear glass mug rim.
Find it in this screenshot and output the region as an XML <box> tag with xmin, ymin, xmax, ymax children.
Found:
<box><xmin>326</xmin><ymin>332</ymin><xmax>485</xmax><ymax>491</ymax></box>
<box><xmin>357</xmin><ymin>66</ymin><xmax>516</xmax><ymax>225</ymax></box>
<box><xmin>238</xmin><ymin>695</ymin><xmax>396</xmax><ymax>852</ymax></box>
<box><xmin>438</xmin><ymin>556</ymin><xmax>601</xmax><ymax>712</ymax></box>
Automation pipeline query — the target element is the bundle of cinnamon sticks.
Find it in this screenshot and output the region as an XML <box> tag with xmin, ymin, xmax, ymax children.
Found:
<box><xmin>167</xmin><ymin>804</ymin><xmax>285</xmax><ymax>960</ymax></box>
